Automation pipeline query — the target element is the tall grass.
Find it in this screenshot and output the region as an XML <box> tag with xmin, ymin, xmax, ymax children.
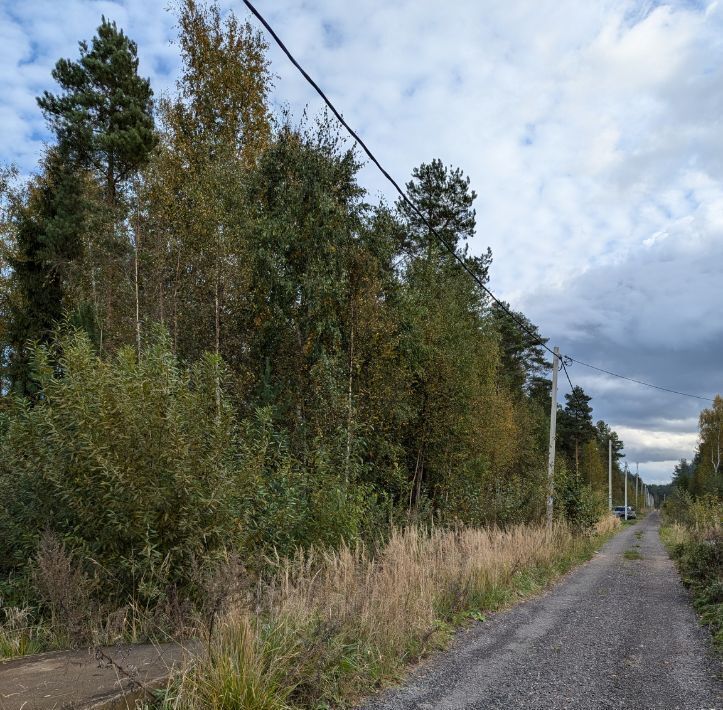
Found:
<box><xmin>169</xmin><ymin>520</ymin><xmax>616</xmax><ymax>709</ymax></box>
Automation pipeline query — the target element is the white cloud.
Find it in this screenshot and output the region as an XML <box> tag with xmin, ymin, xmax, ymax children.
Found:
<box><xmin>613</xmin><ymin>424</ymin><xmax>699</xmax><ymax>461</ymax></box>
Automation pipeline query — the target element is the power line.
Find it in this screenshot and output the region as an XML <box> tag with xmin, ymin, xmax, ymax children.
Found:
<box><xmin>566</xmin><ymin>357</ymin><xmax>715</xmax><ymax>403</ymax></box>
<box><xmin>242</xmin><ymin>0</ymin><xmax>716</xmax><ymax>407</ymax></box>
<box><xmin>241</xmin><ymin>0</ymin><xmax>557</xmax><ymax>362</ymax></box>
<box><xmin>560</xmin><ymin>359</ymin><xmax>576</xmax><ymax>398</ymax></box>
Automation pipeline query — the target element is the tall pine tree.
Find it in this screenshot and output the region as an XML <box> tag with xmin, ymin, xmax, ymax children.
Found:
<box><xmin>37</xmin><ymin>17</ymin><xmax>155</xmax><ymax>205</ymax></box>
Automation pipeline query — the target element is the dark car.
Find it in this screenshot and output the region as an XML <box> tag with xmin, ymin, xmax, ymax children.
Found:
<box><xmin>613</xmin><ymin>505</ymin><xmax>636</xmax><ymax>519</ymax></box>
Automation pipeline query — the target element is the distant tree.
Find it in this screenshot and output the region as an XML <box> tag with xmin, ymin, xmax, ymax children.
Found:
<box><xmin>490</xmin><ymin>301</ymin><xmax>549</xmax><ymax>396</ymax></box>
<box><xmin>672</xmin><ymin>458</ymin><xmax>694</xmax><ymax>491</ymax></box>
<box><xmin>5</xmin><ymin>150</ymin><xmax>85</xmax><ymax>395</ymax></box>
<box><xmin>595</xmin><ymin>420</ymin><xmax>624</xmax><ymax>462</ymax></box>
<box><xmin>557</xmin><ymin>386</ymin><xmax>596</xmax><ymax>480</ymax></box>
<box><xmin>693</xmin><ymin>395</ymin><xmax>723</xmax><ymax>495</ymax></box>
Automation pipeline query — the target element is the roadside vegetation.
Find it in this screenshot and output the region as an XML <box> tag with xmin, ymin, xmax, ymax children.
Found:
<box><xmin>661</xmin><ymin>494</ymin><xmax>722</xmax><ymax>652</ymax></box>
<box><xmin>660</xmin><ymin>399</ymin><xmax>723</xmax><ymax>652</ymax></box>
<box><xmin>158</xmin><ymin>517</ymin><xmax>620</xmax><ymax>709</ymax></box>
<box><xmin>1</xmin><ymin>2</ymin><xmax>640</xmax><ymax>700</ymax></box>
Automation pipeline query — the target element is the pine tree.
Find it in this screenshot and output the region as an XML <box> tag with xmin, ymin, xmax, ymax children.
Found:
<box><xmin>490</xmin><ymin>301</ymin><xmax>549</xmax><ymax>396</ymax></box>
<box><xmin>558</xmin><ymin>386</ymin><xmax>595</xmax><ymax>480</ymax></box>
<box><xmin>395</xmin><ymin>160</ymin><xmax>508</xmax><ymax>517</ymax></box>
<box><xmin>6</xmin><ymin>149</ymin><xmax>85</xmax><ymax>395</ymax></box>
<box><xmin>37</xmin><ymin>17</ymin><xmax>155</xmax><ymax>204</ymax></box>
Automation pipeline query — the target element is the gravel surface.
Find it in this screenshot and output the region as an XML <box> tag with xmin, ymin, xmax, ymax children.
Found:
<box><xmin>361</xmin><ymin>513</ymin><xmax>722</xmax><ymax>710</ymax></box>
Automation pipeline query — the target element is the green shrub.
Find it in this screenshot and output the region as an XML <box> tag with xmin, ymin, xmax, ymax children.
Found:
<box><xmin>672</xmin><ymin>528</ymin><xmax>722</xmax><ymax>649</ymax></box>
<box><xmin>239</xmin><ymin>410</ymin><xmax>374</xmax><ymax>561</ymax></box>
<box><xmin>0</xmin><ymin>330</ymin><xmax>244</xmax><ymax>603</ymax></box>
<box><xmin>0</xmin><ymin>330</ymin><xmax>378</xmax><ymax>613</ymax></box>
<box><xmin>559</xmin><ymin>478</ymin><xmax>606</xmax><ymax>533</ymax></box>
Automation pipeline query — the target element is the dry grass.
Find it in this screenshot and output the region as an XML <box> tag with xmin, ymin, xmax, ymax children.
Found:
<box><xmin>594</xmin><ymin>514</ymin><xmax>621</xmax><ymax>536</ymax></box>
<box><xmin>660</xmin><ymin>522</ymin><xmax>690</xmax><ymax>549</ymax></box>
<box><xmin>167</xmin><ymin>522</ymin><xmax>610</xmax><ymax>709</ymax></box>
<box><xmin>0</xmin><ymin>605</ymin><xmax>46</xmax><ymax>658</ymax></box>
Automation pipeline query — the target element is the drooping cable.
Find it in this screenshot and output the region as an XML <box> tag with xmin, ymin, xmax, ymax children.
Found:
<box><xmin>566</xmin><ymin>357</ymin><xmax>714</xmax><ymax>403</ymax></box>
<box><xmin>242</xmin><ymin>0</ymin><xmax>716</xmax><ymax>406</ymax></box>
<box><xmin>242</xmin><ymin>0</ymin><xmax>558</xmax><ymax>361</ymax></box>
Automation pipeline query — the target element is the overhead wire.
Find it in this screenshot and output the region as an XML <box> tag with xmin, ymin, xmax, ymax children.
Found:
<box><xmin>565</xmin><ymin>357</ymin><xmax>714</xmax><ymax>403</ymax></box>
<box><xmin>241</xmin><ymin>0</ymin><xmax>716</xmax><ymax>407</ymax></box>
<box><xmin>241</xmin><ymin>0</ymin><xmax>557</xmax><ymax>361</ymax></box>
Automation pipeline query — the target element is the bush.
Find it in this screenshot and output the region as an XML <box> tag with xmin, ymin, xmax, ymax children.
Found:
<box><xmin>238</xmin><ymin>410</ymin><xmax>375</xmax><ymax>562</ymax></box>
<box><xmin>663</xmin><ymin>491</ymin><xmax>722</xmax><ymax>651</ymax></box>
<box><xmin>559</xmin><ymin>478</ymin><xmax>607</xmax><ymax>533</ymax></box>
<box><xmin>663</xmin><ymin>490</ymin><xmax>723</xmax><ymax>529</ymax></box>
<box><xmin>673</xmin><ymin>528</ymin><xmax>723</xmax><ymax>649</ymax></box>
<box><xmin>0</xmin><ymin>331</ymin><xmax>244</xmax><ymax>603</ymax></box>
<box><xmin>0</xmin><ymin>330</ymin><xmax>378</xmax><ymax>624</ymax></box>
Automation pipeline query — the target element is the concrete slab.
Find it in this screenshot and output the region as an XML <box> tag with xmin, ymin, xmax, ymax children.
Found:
<box><xmin>0</xmin><ymin>641</ymin><xmax>196</xmax><ymax>709</ymax></box>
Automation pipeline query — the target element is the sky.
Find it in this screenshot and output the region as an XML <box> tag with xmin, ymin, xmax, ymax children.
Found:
<box><xmin>2</xmin><ymin>0</ymin><xmax>722</xmax><ymax>484</ymax></box>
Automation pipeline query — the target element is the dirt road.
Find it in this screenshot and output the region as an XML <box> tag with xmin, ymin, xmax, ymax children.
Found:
<box><xmin>362</xmin><ymin>512</ymin><xmax>721</xmax><ymax>710</ymax></box>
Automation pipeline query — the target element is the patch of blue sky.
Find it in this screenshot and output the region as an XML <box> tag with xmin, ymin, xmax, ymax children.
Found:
<box><xmin>520</xmin><ymin>122</ymin><xmax>536</xmax><ymax>147</ymax></box>
<box><xmin>17</xmin><ymin>40</ymin><xmax>41</xmax><ymax>67</ymax></box>
<box><xmin>402</xmin><ymin>77</ymin><xmax>426</xmax><ymax>98</ymax></box>
<box><xmin>152</xmin><ymin>55</ymin><xmax>175</xmax><ymax>77</ymax></box>
<box><xmin>321</xmin><ymin>20</ymin><xmax>343</xmax><ymax>50</ymax></box>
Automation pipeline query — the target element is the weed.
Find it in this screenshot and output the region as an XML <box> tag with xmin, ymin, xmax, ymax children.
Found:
<box><xmin>623</xmin><ymin>550</ymin><xmax>643</xmax><ymax>560</ymax></box>
<box><xmin>32</xmin><ymin>531</ymin><xmax>95</xmax><ymax>645</ymax></box>
<box><xmin>665</xmin><ymin>525</ymin><xmax>722</xmax><ymax>652</ymax></box>
<box><xmin>0</xmin><ymin>606</ymin><xmax>46</xmax><ymax>658</ymax></box>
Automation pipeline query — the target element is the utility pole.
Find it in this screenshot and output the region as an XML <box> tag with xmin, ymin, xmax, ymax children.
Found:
<box><xmin>624</xmin><ymin>464</ymin><xmax>628</xmax><ymax>520</ymax></box>
<box><xmin>546</xmin><ymin>346</ymin><xmax>560</xmax><ymax>530</ymax></box>
<box><xmin>635</xmin><ymin>463</ymin><xmax>639</xmax><ymax>509</ymax></box>
<box><xmin>608</xmin><ymin>438</ymin><xmax>613</xmax><ymax>511</ymax></box>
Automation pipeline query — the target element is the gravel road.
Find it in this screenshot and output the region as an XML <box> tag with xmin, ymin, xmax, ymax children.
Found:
<box><xmin>361</xmin><ymin>512</ymin><xmax>722</xmax><ymax>710</ymax></box>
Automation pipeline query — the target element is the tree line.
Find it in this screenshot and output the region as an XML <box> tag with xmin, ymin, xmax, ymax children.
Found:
<box><xmin>0</xmin><ymin>1</ymin><xmax>635</xmax><ymax>605</ymax></box>
<box><xmin>657</xmin><ymin>395</ymin><xmax>723</xmax><ymax>505</ymax></box>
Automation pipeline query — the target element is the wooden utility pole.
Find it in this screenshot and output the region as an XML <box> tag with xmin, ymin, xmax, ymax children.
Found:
<box><xmin>624</xmin><ymin>464</ymin><xmax>628</xmax><ymax>520</ymax></box>
<box><xmin>546</xmin><ymin>346</ymin><xmax>560</xmax><ymax>530</ymax></box>
<box><xmin>608</xmin><ymin>438</ymin><xmax>613</xmax><ymax>511</ymax></box>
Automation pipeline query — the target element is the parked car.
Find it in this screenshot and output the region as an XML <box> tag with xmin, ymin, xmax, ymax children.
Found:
<box><xmin>613</xmin><ymin>506</ymin><xmax>636</xmax><ymax>519</ymax></box>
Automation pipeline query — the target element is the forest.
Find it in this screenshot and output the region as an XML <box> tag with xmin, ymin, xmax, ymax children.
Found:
<box><xmin>0</xmin><ymin>0</ymin><xmax>647</xmax><ymax>655</ymax></box>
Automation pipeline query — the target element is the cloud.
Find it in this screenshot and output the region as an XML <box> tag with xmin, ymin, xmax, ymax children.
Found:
<box><xmin>2</xmin><ymin>0</ymin><xmax>722</xmax><ymax>483</ymax></box>
<box><xmin>614</xmin><ymin>425</ymin><xmax>699</xmax><ymax>462</ymax></box>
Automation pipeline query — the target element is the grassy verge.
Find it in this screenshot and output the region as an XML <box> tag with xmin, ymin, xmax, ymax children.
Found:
<box><xmin>660</xmin><ymin>523</ymin><xmax>722</xmax><ymax>653</ymax></box>
<box><xmin>160</xmin><ymin>516</ymin><xmax>620</xmax><ymax>709</ymax></box>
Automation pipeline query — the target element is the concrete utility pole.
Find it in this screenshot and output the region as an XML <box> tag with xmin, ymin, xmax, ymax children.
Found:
<box><xmin>608</xmin><ymin>438</ymin><xmax>613</xmax><ymax>511</ymax></box>
<box><xmin>546</xmin><ymin>346</ymin><xmax>560</xmax><ymax>530</ymax></box>
<box><xmin>624</xmin><ymin>465</ymin><xmax>628</xmax><ymax>520</ymax></box>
